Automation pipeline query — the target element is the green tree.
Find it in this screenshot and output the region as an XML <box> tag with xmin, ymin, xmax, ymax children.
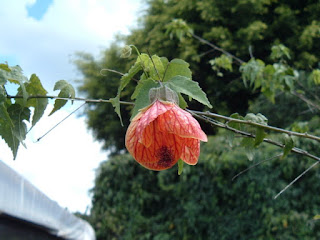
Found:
<box><xmin>75</xmin><ymin>0</ymin><xmax>320</xmax><ymax>153</ymax></box>
<box><xmin>89</xmin><ymin>127</ymin><xmax>320</xmax><ymax>240</ymax></box>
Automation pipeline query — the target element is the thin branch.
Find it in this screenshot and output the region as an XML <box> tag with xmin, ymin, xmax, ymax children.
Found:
<box><xmin>188</xmin><ymin>110</ymin><xmax>320</xmax><ymax>163</ymax></box>
<box><xmin>9</xmin><ymin>94</ymin><xmax>320</xmax><ymax>143</ymax></box>
<box><xmin>7</xmin><ymin>94</ymin><xmax>320</xmax><ymax>164</ymax></box>
<box><xmin>191</xmin><ymin>33</ymin><xmax>245</xmax><ymax>65</ymax></box>
<box><xmin>232</xmin><ymin>154</ymin><xmax>282</xmax><ymax>181</ymax></box>
<box><xmin>7</xmin><ymin>95</ymin><xmax>135</xmax><ymax>106</ymax></box>
<box><xmin>36</xmin><ymin>103</ymin><xmax>86</xmax><ymax>142</ymax></box>
<box><xmin>100</xmin><ymin>68</ymin><xmax>138</xmax><ymax>82</ymax></box>
<box><xmin>292</xmin><ymin>91</ymin><xmax>320</xmax><ymax>112</ymax></box>
<box><xmin>189</xmin><ymin>110</ymin><xmax>320</xmax><ymax>143</ymax></box>
<box><xmin>274</xmin><ymin>161</ymin><xmax>319</xmax><ymax>199</ymax></box>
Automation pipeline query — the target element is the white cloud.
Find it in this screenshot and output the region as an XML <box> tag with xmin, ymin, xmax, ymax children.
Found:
<box><xmin>0</xmin><ymin>0</ymin><xmax>142</xmax><ymax>90</ymax></box>
<box><xmin>0</xmin><ymin>0</ymin><xmax>142</xmax><ymax>213</ymax></box>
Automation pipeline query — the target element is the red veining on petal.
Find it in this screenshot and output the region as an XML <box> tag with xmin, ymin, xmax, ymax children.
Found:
<box><xmin>180</xmin><ymin>138</ymin><xmax>200</xmax><ymax>165</ymax></box>
<box><xmin>136</xmin><ymin>101</ymin><xmax>174</xmax><ymax>145</ymax></box>
<box><xmin>157</xmin><ymin>104</ymin><xmax>207</xmax><ymax>142</ymax></box>
<box><xmin>127</xmin><ymin>118</ymin><xmax>181</xmax><ymax>170</ymax></box>
<box><xmin>125</xmin><ymin>100</ymin><xmax>206</xmax><ymax>170</ymax></box>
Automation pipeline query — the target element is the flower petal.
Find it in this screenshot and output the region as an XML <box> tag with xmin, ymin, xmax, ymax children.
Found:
<box><xmin>136</xmin><ymin>101</ymin><xmax>174</xmax><ymax>145</ymax></box>
<box><xmin>127</xmin><ymin>119</ymin><xmax>182</xmax><ymax>170</ymax></box>
<box><xmin>157</xmin><ymin>104</ymin><xmax>208</xmax><ymax>142</ymax></box>
<box><xmin>180</xmin><ymin>138</ymin><xmax>201</xmax><ymax>165</ymax></box>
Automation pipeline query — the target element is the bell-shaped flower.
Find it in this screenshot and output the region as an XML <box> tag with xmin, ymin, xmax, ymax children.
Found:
<box><xmin>125</xmin><ymin>87</ymin><xmax>207</xmax><ymax>170</ymax></box>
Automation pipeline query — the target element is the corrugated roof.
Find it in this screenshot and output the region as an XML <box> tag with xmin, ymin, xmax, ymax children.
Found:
<box><xmin>0</xmin><ymin>160</ymin><xmax>95</xmax><ymax>240</ymax></box>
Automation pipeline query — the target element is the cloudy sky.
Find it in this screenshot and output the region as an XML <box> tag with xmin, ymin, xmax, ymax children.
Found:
<box><xmin>0</xmin><ymin>0</ymin><xmax>142</xmax><ymax>213</ymax></box>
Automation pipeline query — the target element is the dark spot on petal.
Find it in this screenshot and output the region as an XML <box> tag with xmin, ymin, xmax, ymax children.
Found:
<box><xmin>156</xmin><ymin>146</ymin><xmax>174</xmax><ymax>168</ymax></box>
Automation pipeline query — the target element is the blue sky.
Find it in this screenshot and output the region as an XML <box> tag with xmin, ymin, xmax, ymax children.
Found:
<box><xmin>0</xmin><ymin>0</ymin><xmax>142</xmax><ymax>213</ymax></box>
<box><xmin>27</xmin><ymin>0</ymin><xmax>53</xmax><ymax>20</ymax></box>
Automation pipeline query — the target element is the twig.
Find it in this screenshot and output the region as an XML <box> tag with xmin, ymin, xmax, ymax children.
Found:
<box><xmin>232</xmin><ymin>154</ymin><xmax>282</xmax><ymax>181</ymax></box>
<box><xmin>100</xmin><ymin>68</ymin><xmax>138</xmax><ymax>82</ymax></box>
<box><xmin>274</xmin><ymin>161</ymin><xmax>319</xmax><ymax>199</ymax></box>
<box><xmin>36</xmin><ymin>103</ymin><xmax>86</xmax><ymax>142</ymax></box>
<box><xmin>292</xmin><ymin>91</ymin><xmax>320</xmax><ymax>112</ymax></box>
<box><xmin>189</xmin><ymin>110</ymin><xmax>320</xmax><ymax>143</ymax></box>
<box><xmin>191</xmin><ymin>33</ymin><xmax>245</xmax><ymax>65</ymax></box>
<box><xmin>8</xmin><ymin>94</ymin><xmax>320</xmax><ymax>163</ymax></box>
<box><xmin>7</xmin><ymin>95</ymin><xmax>135</xmax><ymax>106</ymax></box>
<box><xmin>188</xmin><ymin>110</ymin><xmax>320</xmax><ymax>163</ymax></box>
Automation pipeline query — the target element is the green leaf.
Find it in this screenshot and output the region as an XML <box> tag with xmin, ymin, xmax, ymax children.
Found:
<box><xmin>226</xmin><ymin>131</ymin><xmax>235</xmax><ymax>147</ymax></box>
<box><xmin>110</xmin><ymin>96</ymin><xmax>121</xmax><ymax>124</ymax></box>
<box><xmin>311</xmin><ymin>69</ymin><xmax>320</xmax><ymax>85</ymax></box>
<box><xmin>270</xmin><ymin>44</ymin><xmax>291</xmax><ymax>60</ymax></box>
<box><xmin>166</xmin><ymin>76</ymin><xmax>212</xmax><ymax>108</ymax></box>
<box><xmin>228</xmin><ymin>113</ymin><xmax>244</xmax><ymax>130</ymax></box>
<box><xmin>149</xmin><ymin>55</ymin><xmax>165</xmax><ymax>81</ymax></box>
<box><xmin>240</xmin><ymin>59</ymin><xmax>265</xmax><ymax>89</ymax></box>
<box><xmin>282</xmin><ymin>135</ymin><xmax>294</xmax><ymax>159</ymax></box>
<box><xmin>49</xmin><ymin>80</ymin><xmax>75</xmax><ymax>116</ymax></box>
<box><xmin>255</xmin><ymin>127</ymin><xmax>266</xmax><ymax>147</ymax></box>
<box><xmin>177</xmin><ymin>93</ymin><xmax>188</xmax><ymax>109</ymax></box>
<box><xmin>178</xmin><ymin>159</ymin><xmax>184</xmax><ymax>175</ymax></box>
<box><xmin>244</xmin><ymin>113</ymin><xmax>268</xmax><ymax>125</ymax></box>
<box><xmin>24</xmin><ymin>74</ymin><xmax>48</xmax><ymax>127</ymax></box>
<box><xmin>0</xmin><ymin>104</ymin><xmax>30</xmax><ymax>159</ymax></box>
<box><xmin>241</xmin><ymin>138</ymin><xmax>255</xmax><ymax>161</ymax></box>
<box><xmin>3</xmin><ymin>65</ymin><xmax>29</xmax><ymax>105</ymax></box>
<box><xmin>131</xmin><ymin>79</ymin><xmax>159</xmax><ymax>119</ymax></box>
<box><xmin>209</xmin><ymin>54</ymin><xmax>233</xmax><ymax>73</ymax></box>
<box><xmin>0</xmin><ymin>64</ymin><xmax>28</xmax><ymax>87</ymax></box>
<box><xmin>162</xmin><ymin>59</ymin><xmax>192</xmax><ymax>82</ymax></box>
<box><xmin>112</xmin><ymin>54</ymin><xmax>150</xmax><ymax>125</ymax></box>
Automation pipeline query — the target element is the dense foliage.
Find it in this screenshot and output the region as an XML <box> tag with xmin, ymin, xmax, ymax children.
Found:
<box><xmin>89</xmin><ymin>130</ymin><xmax>320</xmax><ymax>240</ymax></box>
<box><xmin>72</xmin><ymin>0</ymin><xmax>320</xmax><ymax>239</ymax></box>
<box><xmin>75</xmin><ymin>0</ymin><xmax>320</xmax><ymax>153</ymax></box>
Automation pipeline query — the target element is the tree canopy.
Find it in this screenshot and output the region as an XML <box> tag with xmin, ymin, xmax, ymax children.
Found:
<box><xmin>73</xmin><ymin>0</ymin><xmax>320</xmax><ymax>239</ymax></box>
<box><xmin>75</xmin><ymin>0</ymin><xmax>320</xmax><ymax>153</ymax></box>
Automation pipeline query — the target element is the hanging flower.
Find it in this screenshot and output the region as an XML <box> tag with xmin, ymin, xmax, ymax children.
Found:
<box><xmin>125</xmin><ymin>97</ymin><xmax>207</xmax><ymax>171</ymax></box>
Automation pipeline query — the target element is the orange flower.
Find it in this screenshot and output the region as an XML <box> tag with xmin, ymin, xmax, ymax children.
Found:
<box><xmin>125</xmin><ymin>100</ymin><xmax>207</xmax><ymax>171</ymax></box>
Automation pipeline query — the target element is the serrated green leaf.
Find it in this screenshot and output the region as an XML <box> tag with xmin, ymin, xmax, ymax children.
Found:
<box><xmin>166</xmin><ymin>76</ymin><xmax>212</xmax><ymax>108</ymax></box>
<box><xmin>110</xmin><ymin>96</ymin><xmax>122</xmax><ymax>124</ymax></box>
<box><xmin>121</xmin><ymin>54</ymin><xmax>149</xmax><ymax>92</ymax></box>
<box><xmin>0</xmin><ymin>104</ymin><xmax>30</xmax><ymax>159</ymax></box>
<box><xmin>4</xmin><ymin>65</ymin><xmax>29</xmax><ymax>106</ymax></box>
<box><xmin>0</xmin><ymin>64</ymin><xmax>28</xmax><ymax>86</ymax></box>
<box><xmin>282</xmin><ymin>135</ymin><xmax>294</xmax><ymax>159</ymax></box>
<box><xmin>49</xmin><ymin>80</ymin><xmax>75</xmax><ymax>116</ymax></box>
<box><xmin>8</xmin><ymin>104</ymin><xmax>30</xmax><ymax>143</ymax></box>
<box><xmin>149</xmin><ymin>55</ymin><xmax>165</xmax><ymax>81</ymax></box>
<box><xmin>178</xmin><ymin>159</ymin><xmax>184</xmax><ymax>175</ymax></box>
<box><xmin>255</xmin><ymin>127</ymin><xmax>266</xmax><ymax>147</ymax></box>
<box><xmin>24</xmin><ymin>74</ymin><xmax>48</xmax><ymax>127</ymax></box>
<box><xmin>131</xmin><ymin>79</ymin><xmax>159</xmax><ymax>120</ymax></box>
<box><xmin>162</xmin><ymin>59</ymin><xmax>192</xmax><ymax>82</ymax></box>
<box><xmin>0</xmin><ymin>123</ymin><xmax>18</xmax><ymax>159</ymax></box>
